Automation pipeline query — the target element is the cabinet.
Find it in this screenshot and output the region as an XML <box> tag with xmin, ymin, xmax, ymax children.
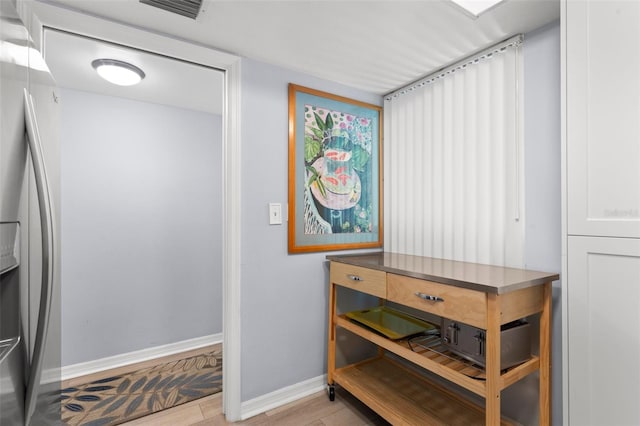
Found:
<box><xmin>563</xmin><ymin>0</ymin><xmax>640</xmax><ymax>424</ymax></box>
<box><xmin>566</xmin><ymin>236</ymin><xmax>640</xmax><ymax>425</ymax></box>
<box><xmin>327</xmin><ymin>253</ymin><xmax>558</xmax><ymax>426</ymax></box>
<box><xmin>566</xmin><ymin>0</ymin><xmax>640</xmax><ymax>238</ymax></box>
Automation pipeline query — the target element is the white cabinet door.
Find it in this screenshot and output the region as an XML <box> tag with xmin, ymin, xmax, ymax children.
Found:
<box><xmin>567</xmin><ymin>236</ymin><xmax>640</xmax><ymax>425</ymax></box>
<box><xmin>566</xmin><ymin>0</ymin><xmax>640</xmax><ymax>238</ymax></box>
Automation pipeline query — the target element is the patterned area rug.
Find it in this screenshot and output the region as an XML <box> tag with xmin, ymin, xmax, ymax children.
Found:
<box><xmin>60</xmin><ymin>349</ymin><xmax>222</xmax><ymax>426</ymax></box>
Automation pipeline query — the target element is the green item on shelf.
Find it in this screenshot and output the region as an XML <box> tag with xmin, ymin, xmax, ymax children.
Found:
<box><xmin>345</xmin><ymin>306</ymin><xmax>435</xmax><ymax>340</ymax></box>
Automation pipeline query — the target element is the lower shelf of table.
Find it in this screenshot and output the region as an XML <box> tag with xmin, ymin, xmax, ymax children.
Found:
<box><xmin>336</xmin><ymin>314</ymin><xmax>541</xmax><ymax>397</ymax></box>
<box><xmin>332</xmin><ymin>356</ymin><xmax>517</xmax><ymax>426</ymax></box>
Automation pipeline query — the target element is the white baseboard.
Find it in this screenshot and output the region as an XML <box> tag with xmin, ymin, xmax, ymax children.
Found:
<box><xmin>60</xmin><ymin>333</ymin><xmax>222</xmax><ymax>381</ymax></box>
<box><xmin>240</xmin><ymin>374</ymin><xmax>327</xmax><ymax>421</ymax></box>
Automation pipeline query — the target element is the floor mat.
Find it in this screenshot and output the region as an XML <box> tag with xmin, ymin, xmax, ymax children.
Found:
<box><xmin>60</xmin><ymin>349</ymin><xmax>222</xmax><ymax>426</ymax></box>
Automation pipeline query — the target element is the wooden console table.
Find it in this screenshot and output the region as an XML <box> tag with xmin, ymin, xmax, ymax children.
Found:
<box><xmin>326</xmin><ymin>252</ymin><xmax>558</xmax><ymax>425</ymax></box>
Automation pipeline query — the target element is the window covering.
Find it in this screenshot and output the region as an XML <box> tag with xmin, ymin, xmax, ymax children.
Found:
<box><xmin>383</xmin><ymin>36</ymin><xmax>524</xmax><ymax>267</ymax></box>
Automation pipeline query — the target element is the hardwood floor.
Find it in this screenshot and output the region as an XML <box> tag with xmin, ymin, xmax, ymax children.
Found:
<box><xmin>63</xmin><ymin>345</ymin><xmax>388</xmax><ymax>425</ymax></box>
<box><xmin>120</xmin><ymin>387</ymin><xmax>389</xmax><ymax>425</ymax></box>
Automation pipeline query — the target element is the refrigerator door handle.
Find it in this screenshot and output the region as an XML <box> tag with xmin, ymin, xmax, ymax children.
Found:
<box><xmin>22</xmin><ymin>88</ymin><xmax>56</xmax><ymax>425</ymax></box>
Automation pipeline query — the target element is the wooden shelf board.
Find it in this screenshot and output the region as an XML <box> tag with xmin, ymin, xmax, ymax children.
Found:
<box><xmin>336</xmin><ymin>315</ymin><xmax>488</xmax><ymax>396</ymax></box>
<box><xmin>333</xmin><ymin>356</ymin><xmax>517</xmax><ymax>426</ymax></box>
<box><xmin>336</xmin><ymin>315</ymin><xmax>540</xmax><ymax>396</ymax></box>
<box><xmin>500</xmin><ymin>356</ymin><xmax>540</xmax><ymax>390</ymax></box>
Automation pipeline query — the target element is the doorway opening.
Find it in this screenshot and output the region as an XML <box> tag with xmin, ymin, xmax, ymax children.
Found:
<box><xmin>43</xmin><ymin>27</ymin><xmax>231</xmax><ymax>423</ymax></box>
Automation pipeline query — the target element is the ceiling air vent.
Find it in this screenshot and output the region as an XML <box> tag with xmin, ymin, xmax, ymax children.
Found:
<box><xmin>139</xmin><ymin>0</ymin><xmax>203</xmax><ymax>19</ymax></box>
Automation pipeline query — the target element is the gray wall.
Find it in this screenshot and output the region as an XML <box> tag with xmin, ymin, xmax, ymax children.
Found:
<box><xmin>238</xmin><ymin>21</ymin><xmax>562</xmax><ymax>425</ymax></box>
<box><xmin>60</xmin><ymin>89</ymin><xmax>223</xmax><ymax>366</ymax></box>
<box><xmin>452</xmin><ymin>21</ymin><xmax>562</xmax><ymax>425</ymax></box>
<box><xmin>240</xmin><ymin>60</ymin><xmax>382</xmax><ymax>401</ymax></box>
<box><xmin>521</xmin><ymin>20</ymin><xmax>562</xmax><ymax>426</ymax></box>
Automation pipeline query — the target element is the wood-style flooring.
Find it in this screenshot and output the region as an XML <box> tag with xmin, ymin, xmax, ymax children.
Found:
<box><xmin>120</xmin><ymin>387</ymin><xmax>388</xmax><ymax>425</ymax></box>
<box><xmin>64</xmin><ymin>345</ymin><xmax>388</xmax><ymax>425</ymax></box>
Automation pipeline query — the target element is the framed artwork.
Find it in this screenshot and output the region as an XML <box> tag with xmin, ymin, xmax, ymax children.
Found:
<box><xmin>288</xmin><ymin>84</ymin><xmax>383</xmax><ymax>253</ymax></box>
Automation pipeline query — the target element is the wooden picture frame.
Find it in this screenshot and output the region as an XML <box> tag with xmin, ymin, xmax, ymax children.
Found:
<box><xmin>288</xmin><ymin>84</ymin><xmax>383</xmax><ymax>253</ymax></box>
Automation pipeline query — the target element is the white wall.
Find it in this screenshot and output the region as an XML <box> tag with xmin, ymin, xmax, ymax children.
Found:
<box><xmin>60</xmin><ymin>89</ymin><xmax>223</xmax><ymax>366</ymax></box>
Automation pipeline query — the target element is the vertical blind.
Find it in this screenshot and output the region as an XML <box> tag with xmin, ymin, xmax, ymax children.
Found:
<box><xmin>383</xmin><ymin>36</ymin><xmax>524</xmax><ymax>267</ymax></box>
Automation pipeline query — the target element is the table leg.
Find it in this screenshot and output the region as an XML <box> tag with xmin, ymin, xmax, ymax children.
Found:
<box><xmin>486</xmin><ymin>293</ymin><xmax>501</xmax><ymax>426</ymax></box>
<box><xmin>539</xmin><ymin>281</ymin><xmax>552</xmax><ymax>425</ymax></box>
<box><xmin>327</xmin><ymin>282</ymin><xmax>337</xmax><ymax>390</ymax></box>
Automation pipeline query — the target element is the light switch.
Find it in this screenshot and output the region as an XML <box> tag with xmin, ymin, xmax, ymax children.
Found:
<box><xmin>269</xmin><ymin>203</ymin><xmax>282</xmax><ymax>225</ymax></box>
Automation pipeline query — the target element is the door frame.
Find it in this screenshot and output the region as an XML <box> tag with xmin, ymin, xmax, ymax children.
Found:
<box><xmin>21</xmin><ymin>1</ymin><xmax>243</xmax><ymax>420</ymax></box>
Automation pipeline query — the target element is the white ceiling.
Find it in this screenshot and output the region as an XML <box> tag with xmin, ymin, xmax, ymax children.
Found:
<box><xmin>43</xmin><ymin>28</ymin><xmax>224</xmax><ymax>114</ymax></box>
<box><xmin>41</xmin><ymin>0</ymin><xmax>559</xmax><ymax>109</ymax></box>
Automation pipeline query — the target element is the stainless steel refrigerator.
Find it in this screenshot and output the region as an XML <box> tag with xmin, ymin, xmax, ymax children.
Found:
<box><xmin>1</xmin><ymin>0</ymin><xmax>61</xmax><ymax>424</ymax></box>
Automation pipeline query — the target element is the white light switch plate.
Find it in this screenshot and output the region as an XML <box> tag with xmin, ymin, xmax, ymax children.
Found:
<box><xmin>269</xmin><ymin>203</ymin><xmax>282</xmax><ymax>225</ymax></box>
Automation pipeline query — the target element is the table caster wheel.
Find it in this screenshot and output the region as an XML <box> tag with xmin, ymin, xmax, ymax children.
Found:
<box><xmin>327</xmin><ymin>385</ymin><xmax>335</xmax><ymax>401</ymax></box>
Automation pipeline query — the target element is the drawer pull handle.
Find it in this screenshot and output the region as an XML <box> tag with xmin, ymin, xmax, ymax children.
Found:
<box><xmin>347</xmin><ymin>275</ymin><xmax>363</xmax><ymax>281</ymax></box>
<box><xmin>415</xmin><ymin>292</ymin><xmax>444</xmax><ymax>302</ymax></box>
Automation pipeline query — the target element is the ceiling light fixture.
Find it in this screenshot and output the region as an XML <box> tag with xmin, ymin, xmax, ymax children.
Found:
<box><xmin>450</xmin><ymin>0</ymin><xmax>506</xmax><ymax>17</ymax></box>
<box><xmin>91</xmin><ymin>59</ymin><xmax>145</xmax><ymax>86</ymax></box>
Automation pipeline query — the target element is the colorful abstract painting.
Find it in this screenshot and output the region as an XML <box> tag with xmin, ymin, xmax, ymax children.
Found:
<box><xmin>288</xmin><ymin>84</ymin><xmax>382</xmax><ymax>253</ymax></box>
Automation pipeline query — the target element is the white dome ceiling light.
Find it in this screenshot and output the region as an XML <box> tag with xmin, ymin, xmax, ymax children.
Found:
<box><xmin>91</xmin><ymin>59</ymin><xmax>145</xmax><ymax>86</ymax></box>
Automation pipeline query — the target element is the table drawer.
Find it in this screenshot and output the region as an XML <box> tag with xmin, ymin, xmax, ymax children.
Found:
<box><xmin>330</xmin><ymin>262</ymin><xmax>386</xmax><ymax>298</ymax></box>
<box><xmin>387</xmin><ymin>274</ymin><xmax>486</xmax><ymax>329</ymax></box>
